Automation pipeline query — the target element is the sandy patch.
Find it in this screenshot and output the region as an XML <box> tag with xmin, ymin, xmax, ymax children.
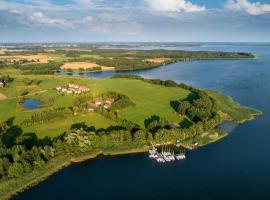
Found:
<box><xmin>144</xmin><ymin>58</ymin><xmax>172</xmax><ymax>63</ymax></box>
<box><xmin>16</xmin><ymin>85</ymin><xmax>37</xmax><ymax>91</ymax></box>
<box><xmin>0</xmin><ymin>53</ymin><xmax>53</xmax><ymax>63</ymax></box>
<box><xmin>61</xmin><ymin>62</ymin><xmax>115</xmax><ymax>71</ymax></box>
<box><xmin>0</xmin><ymin>49</ymin><xmax>26</xmax><ymax>54</ymax></box>
<box><xmin>100</xmin><ymin>66</ymin><xmax>115</xmax><ymax>71</ymax></box>
<box><xmin>61</xmin><ymin>62</ymin><xmax>98</xmax><ymax>69</ymax></box>
<box><xmin>0</xmin><ymin>92</ymin><xmax>7</xmax><ymax>100</ymax></box>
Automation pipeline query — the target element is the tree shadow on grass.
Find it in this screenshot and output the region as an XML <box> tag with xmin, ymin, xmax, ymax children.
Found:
<box><xmin>97</xmin><ymin>125</ymin><xmax>126</xmax><ymax>134</ymax></box>
<box><xmin>1</xmin><ymin>125</ymin><xmax>23</xmax><ymax>148</ymax></box>
<box><xmin>38</xmin><ymin>136</ymin><xmax>53</xmax><ymax>146</ymax></box>
<box><xmin>183</xmin><ymin>93</ymin><xmax>198</xmax><ymax>102</ymax></box>
<box><xmin>179</xmin><ymin>118</ymin><xmax>194</xmax><ymax>128</ymax></box>
<box><xmin>70</xmin><ymin>122</ymin><xmax>96</xmax><ymax>132</ymax></box>
<box><xmin>170</xmin><ymin>100</ymin><xmax>179</xmax><ymax>112</ymax></box>
<box><xmin>144</xmin><ymin>115</ymin><xmax>160</xmax><ymax>129</ymax></box>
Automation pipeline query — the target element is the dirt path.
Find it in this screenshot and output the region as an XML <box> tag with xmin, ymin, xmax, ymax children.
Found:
<box><xmin>3</xmin><ymin>90</ymin><xmax>48</xmax><ymax>100</ymax></box>
<box><xmin>0</xmin><ymin>92</ymin><xmax>7</xmax><ymax>100</ymax></box>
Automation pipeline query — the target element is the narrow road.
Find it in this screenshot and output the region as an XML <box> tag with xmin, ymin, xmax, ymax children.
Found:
<box><xmin>1</xmin><ymin>89</ymin><xmax>49</xmax><ymax>100</ymax></box>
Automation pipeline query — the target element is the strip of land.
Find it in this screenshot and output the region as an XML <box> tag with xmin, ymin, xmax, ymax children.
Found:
<box><xmin>60</xmin><ymin>62</ymin><xmax>115</xmax><ymax>71</ymax></box>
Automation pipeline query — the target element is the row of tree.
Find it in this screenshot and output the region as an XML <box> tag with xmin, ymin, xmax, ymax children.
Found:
<box><xmin>9</xmin><ymin>61</ymin><xmax>63</xmax><ymax>74</ymax></box>
<box><xmin>21</xmin><ymin>108</ymin><xmax>73</xmax><ymax>126</ymax></box>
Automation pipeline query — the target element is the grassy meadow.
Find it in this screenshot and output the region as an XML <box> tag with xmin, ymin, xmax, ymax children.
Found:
<box><xmin>0</xmin><ymin>74</ymin><xmax>191</xmax><ymax>138</ymax></box>
<box><xmin>206</xmin><ymin>90</ymin><xmax>262</xmax><ymax>123</ymax></box>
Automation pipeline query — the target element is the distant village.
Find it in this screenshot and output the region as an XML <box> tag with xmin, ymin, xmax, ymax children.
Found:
<box><xmin>55</xmin><ymin>83</ymin><xmax>90</xmax><ymax>95</ymax></box>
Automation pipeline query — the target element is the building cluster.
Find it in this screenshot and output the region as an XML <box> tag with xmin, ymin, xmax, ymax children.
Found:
<box><xmin>55</xmin><ymin>83</ymin><xmax>90</xmax><ymax>95</ymax></box>
<box><xmin>88</xmin><ymin>98</ymin><xmax>114</xmax><ymax>111</ymax></box>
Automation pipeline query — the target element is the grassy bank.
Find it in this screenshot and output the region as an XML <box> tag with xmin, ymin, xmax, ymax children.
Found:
<box><xmin>206</xmin><ymin>90</ymin><xmax>262</xmax><ymax>123</ymax></box>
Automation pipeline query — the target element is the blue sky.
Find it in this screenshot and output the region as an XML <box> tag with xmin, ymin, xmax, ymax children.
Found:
<box><xmin>0</xmin><ymin>0</ymin><xmax>270</xmax><ymax>42</ymax></box>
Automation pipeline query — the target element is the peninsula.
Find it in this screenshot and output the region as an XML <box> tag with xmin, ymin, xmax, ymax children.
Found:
<box><xmin>0</xmin><ymin>46</ymin><xmax>261</xmax><ymax>199</ymax></box>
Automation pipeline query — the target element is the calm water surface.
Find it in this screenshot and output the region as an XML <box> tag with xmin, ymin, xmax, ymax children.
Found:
<box><xmin>15</xmin><ymin>44</ymin><xmax>270</xmax><ymax>200</ymax></box>
<box><xmin>20</xmin><ymin>99</ymin><xmax>41</xmax><ymax>110</ymax></box>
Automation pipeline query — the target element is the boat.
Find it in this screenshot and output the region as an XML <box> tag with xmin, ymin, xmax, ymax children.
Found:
<box><xmin>175</xmin><ymin>153</ymin><xmax>186</xmax><ymax>160</ymax></box>
<box><xmin>149</xmin><ymin>145</ymin><xmax>186</xmax><ymax>163</ymax></box>
<box><xmin>149</xmin><ymin>146</ymin><xmax>157</xmax><ymax>155</ymax></box>
<box><xmin>149</xmin><ymin>154</ymin><xmax>158</xmax><ymax>159</ymax></box>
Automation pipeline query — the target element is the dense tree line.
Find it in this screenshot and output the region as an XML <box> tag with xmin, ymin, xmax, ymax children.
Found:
<box><xmin>0</xmin><ymin>122</ymin><xmax>55</xmax><ymax>178</ymax></box>
<box><xmin>0</xmin><ymin>59</ymin><xmax>31</xmax><ymax>68</ymax></box>
<box><xmin>2</xmin><ymin>49</ymin><xmax>254</xmax><ymax>73</ymax></box>
<box><xmin>57</xmin><ymin>49</ymin><xmax>254</xmax><ymax>71</ymax></box>
<box><xmin>9</xmin><ymin>61</ymin><xmax>63</xmax><ymax>74</ymax></box>
<box><xmin>21</xmin><ymin>108</ymin><xmax>73</xmax><ymax>126</ymax></box>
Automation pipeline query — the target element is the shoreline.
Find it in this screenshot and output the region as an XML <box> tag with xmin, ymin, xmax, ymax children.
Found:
<box><xmin>0</xmin><ymin>110</ymin><xmax>261</xmax><ymax>200</ymax></box>
<box><xmin>0</xmin><ymin>74</ymin><xmax>263</xmax><ymax>200</ymax></box>
<box><xmin>55</xmin><ymin>56</ymin><xmax>256</xmax><ymax>75</ymax></box>
<box><xmin>0</xmin><ymin>146</ymin><xmax>150</xmax><ymax>200</ymax></box>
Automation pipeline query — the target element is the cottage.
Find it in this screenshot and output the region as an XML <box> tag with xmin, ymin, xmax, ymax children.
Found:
<box><xmin>0</xmin><ymin>82</ymin><xmax>4</xmax><ymax>88</ymax></box>
<box><xmin>104</xmin><ymin>104</ymin><xmax>110</xmax><ymax>109</ymax></box>
<box><xmin>94</xmin><ymin>100</ymin><xmax>103</xmax><ymax>106</ymax></box>
<box><xmin>68</xmin><ymin>83</ymin><xmax>75</xmax><ymax>88</ymax></box>
<box><xmin>56</xmin><ymin>83</ymin><xmax>90</xmax><ymax>95</ymax></box>
<box><xmin>67</xmin><ymin>90</ymin><xmax>72</xmax><ymax>95</ymax></box>
<box><xmin>105</xmin><ymin>98</ymin><xmax>114</xmax><ymax>105</ymax></box>
<box><xmin>104</xmin><ymin>98</ymin><xmax>114</xmax><ymax>109</ymax></box>
<box><xmin>56</xmin><ymin>86</ymin><xmax>62</xmax><ymax>91</ymax></box>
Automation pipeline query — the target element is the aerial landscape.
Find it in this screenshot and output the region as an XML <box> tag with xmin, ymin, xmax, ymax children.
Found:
<box><xmin>0</xmin><ymin>0</ymin><xmax>270</xmax><ymax>200</ymax></box>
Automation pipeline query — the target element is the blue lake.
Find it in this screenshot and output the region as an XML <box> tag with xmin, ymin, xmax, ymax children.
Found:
<box><xmin>20</xmin><ymin>99</ymin><xmax>41</xmax><ymax>110</ymax></box>
<box><xmin>15</xmin><ymin>43</ymin><xmax>270</xmax><ymax>200</ymax></box>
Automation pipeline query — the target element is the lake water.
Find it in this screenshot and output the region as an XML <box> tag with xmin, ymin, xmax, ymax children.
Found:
<box><xmin>20</xmin><ymin>99</ymin><xmax>41</xmax><ymax>110</ymax></box>
<box><xmin>14</xmin><ymin>43</ymin><xmax>270</xmax><ymax>200</ymax></box>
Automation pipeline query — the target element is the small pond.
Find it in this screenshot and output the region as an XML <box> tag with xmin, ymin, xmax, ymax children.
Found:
<box><xmin>20</xmin><ymin>98</ymin><xmax>42</xmax><ymax>109</ymax></box>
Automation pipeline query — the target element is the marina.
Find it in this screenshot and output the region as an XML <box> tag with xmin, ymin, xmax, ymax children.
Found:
<box><xmin>149</xmin><ymin>145</ymin><xmax>187</xmax><ymax>163</ymax></box>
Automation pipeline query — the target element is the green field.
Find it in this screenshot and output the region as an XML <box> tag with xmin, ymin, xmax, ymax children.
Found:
<box><xmin>0</xmin><ymin>73</ymin><xmax>261</xmax><ymax>140</ymax></box>
<box><xmin>0</xmin><ymin>74</ymin><xmax>191</xmax><ymax>138</ymax></box>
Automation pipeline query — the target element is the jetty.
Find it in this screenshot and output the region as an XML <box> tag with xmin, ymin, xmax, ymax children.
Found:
<box><xmin>148</xmin><ymin>145</ymin><xmax>186</xmax><ymax>163</ymax></box>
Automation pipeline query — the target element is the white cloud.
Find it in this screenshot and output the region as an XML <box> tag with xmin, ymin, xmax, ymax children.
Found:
<box><xmin>29</xmin><ymin>12</ymin><xmax>73</xmax><ymax>28</ymax></box>
<box><xmin>225</xmin><ymin>0</ymin><xmax>270</xmax><ymax>15</ymax></box>
<box><xmin>83</xmin><ymin>16</ymin><xmax>93</xmax><ymax>25</ymax></box>
<box><xmin>144</xmin><ymin>0</ymin><xmax>205</xmax><ymax>13</ymax></box>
